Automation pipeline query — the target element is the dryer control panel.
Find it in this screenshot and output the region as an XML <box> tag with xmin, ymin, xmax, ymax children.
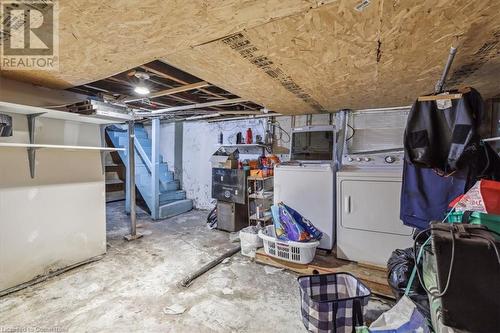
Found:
<box><xmin>342</xmin><ymin>151</ymin><xmax>404</xmax><ymax>168</ymax></box>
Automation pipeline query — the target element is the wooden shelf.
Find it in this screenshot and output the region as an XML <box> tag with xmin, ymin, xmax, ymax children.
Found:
<box><xmin>249</xmin><ymin>192</ymin><xmax>273</xmax><ymax>199</ymax></box>
<box><xmin>0</xmin><ymin>101</ymin><xmax>131</xmax><ymax>125</ymax></box>
<box><xmin>249</xmin><ymin>213</ymin><xmax>273</xmax><ymax>222</ymax></box>
<box><xmin>247</xmin><ymin>176</ymin><xmax>273</xmax><ymax>181</ymax></box>
<box><xmin>0</xmin><ymin>142</ymin><xmax>124</xmax><ymax>151</ymax></box>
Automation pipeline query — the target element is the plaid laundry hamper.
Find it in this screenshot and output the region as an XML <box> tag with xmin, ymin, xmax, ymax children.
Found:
<box><xmin>298</xmin><ymin>273</ymin><xmax>371</xmax><ymax>333</ymax></box>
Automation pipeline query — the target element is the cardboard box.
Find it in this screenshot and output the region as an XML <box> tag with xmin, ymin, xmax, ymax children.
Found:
<box><xmin>224</xmin><ymin>159</ymin><xmax>239</xmax><ymax>169</ymax></box>
<box><xmin>210</xmin><ymin>147</ymin><xmax>240</xmax><ymax>168</ymax></box>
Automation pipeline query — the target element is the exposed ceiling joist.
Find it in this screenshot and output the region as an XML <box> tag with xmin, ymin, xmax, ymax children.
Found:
<box><xmin>151</xmin><ymin>98</ymin><xmax>247</xmax><ymax>114</ymax></box>
<box><xmin>141</xmin><ymin>64</ymin><xmax>224</xmax><ymax>98</ymax></box>
<box><xmin>124</xmin><ymin>81</ymin><xmax>210</xmax><ymax>103</ymax></box>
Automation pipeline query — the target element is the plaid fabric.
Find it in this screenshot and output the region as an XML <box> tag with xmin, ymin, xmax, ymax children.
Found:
<box><xmin>298</xmin><ymin>273</ymin><xmax>371</xmax><ymax>333</ymax></box>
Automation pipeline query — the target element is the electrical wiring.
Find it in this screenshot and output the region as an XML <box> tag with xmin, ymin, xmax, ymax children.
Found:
<box><xmin>413</xmin><ymin>227</ymin><xmax>455</xmax><ymax>297</ymax></box>
<box><xmin>269</xmin><ymin>120</ymin><xmax>291</xmax><ymax>144</ymax></box>
<box><xmin>346</xmin><ymin>124</ymin><xmax>355</xmax><ymax>141</ymax></box>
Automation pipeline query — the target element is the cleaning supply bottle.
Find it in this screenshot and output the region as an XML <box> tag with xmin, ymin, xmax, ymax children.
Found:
<box><xmin>246</xmin><ymin>128</ymin><xmax>253</xmax><ymax>144</ymax></box>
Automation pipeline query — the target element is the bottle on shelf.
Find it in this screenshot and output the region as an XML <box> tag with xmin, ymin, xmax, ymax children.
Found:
<box><xmin>246</xmin><ymin>128</ymin><xmax>253</xmax><ymax>144</ymax></box>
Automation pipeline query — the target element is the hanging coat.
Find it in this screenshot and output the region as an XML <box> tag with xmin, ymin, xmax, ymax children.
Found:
<box><xmin>404</xmin><ymin>88</ymin><xmax>483</xmax><ymax>174</ymax></box>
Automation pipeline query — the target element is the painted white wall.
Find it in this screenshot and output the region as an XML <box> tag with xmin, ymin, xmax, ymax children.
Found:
<box><xmin>0</xmin><ymin>112</ymin><xmax>106</xmax><ymax>292</ymax></box>
<box><xmin>182</xmin><ymin>121</ymin><xmax>214</xmax><ymax>210</ymax></box>
<box><xmin>145</xmin><ymin>122</ymin><xmax>176</xmax><ymax>172</ymax></box>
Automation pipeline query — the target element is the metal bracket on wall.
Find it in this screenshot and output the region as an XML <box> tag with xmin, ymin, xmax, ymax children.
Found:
<box><xmin>26</xmin><ymin>113</ymin><xmax>46</xmax><ymax>179</ymax></box>
<box><xmin>99</xmin><ymin>124</ymin><xmax>107</xmax><ymax>175</ymax></box>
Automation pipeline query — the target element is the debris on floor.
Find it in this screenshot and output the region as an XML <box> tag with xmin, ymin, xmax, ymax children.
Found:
<box><xmin>163</xmin><ymin>304</ymin><xmax>187</xmax><ymax>315</ymax></box>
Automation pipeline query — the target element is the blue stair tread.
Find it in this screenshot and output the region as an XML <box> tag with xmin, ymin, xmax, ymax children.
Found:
<box><xmin>161</xmin><ymin>179</ymin><xmax>180</xmax><ymax>191</ymax></box>
<box><xmin>160</xmin><ymin>190</ymin><xmax>186</xmax><ymax>204</ymax></box>
<box><xmin>159</xmin><ymin>199</ymin><xmax>193</xmax><ymax>219</ymax></box>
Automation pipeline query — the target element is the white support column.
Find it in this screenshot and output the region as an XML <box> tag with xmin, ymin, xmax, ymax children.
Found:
<box><xmin>125</xmin><ymin>125</ymin><xmax>131</xmax><ymax>214</ymax></box>
<box><xmin>151</xmin><ymin>117</ymin><xmax>161</xmax><ymax>219</ymax></box>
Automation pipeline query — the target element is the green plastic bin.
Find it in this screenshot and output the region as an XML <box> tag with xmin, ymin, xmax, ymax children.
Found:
<box><xmin>447</xmin><ymin>211</ymin><xmax>500</xmax><ymax>235</ymax></box>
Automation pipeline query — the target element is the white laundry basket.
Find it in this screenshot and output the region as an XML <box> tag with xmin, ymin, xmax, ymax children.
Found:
<box><xmin>258</xmin><ymin>225</ymin><xmax>319</xmax><ymax>264</ymax></box>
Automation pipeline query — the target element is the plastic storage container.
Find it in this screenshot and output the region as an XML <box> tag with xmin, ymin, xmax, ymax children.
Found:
<box><xmin>447</xmin><ymin>211</ymin><xmax>500</xmax><ymax>234</ymax></box>
<box><xmin>298</xmin><ymin>273</ymin><xmax>371</xmax><ymax>332</ymax></box>
<box><xmin>258</xmin><ymin>225</ymin><xmax>319</xmax><ymax>264</ymax></box>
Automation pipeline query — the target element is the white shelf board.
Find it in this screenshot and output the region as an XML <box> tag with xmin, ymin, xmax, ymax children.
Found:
<box><xmin>0</xmin><ymin>101</ymin><xmax>129</xmax><ymax>125</ymax></box>
<box><xmin>0</xmin><ymin>142</ymin><xmax>124</xmax><ymax>151</ymax></box>
<box><xmin>217</xmin><ymin>144</ymin><xmax>268</xmax><ymax>148</ymax></box>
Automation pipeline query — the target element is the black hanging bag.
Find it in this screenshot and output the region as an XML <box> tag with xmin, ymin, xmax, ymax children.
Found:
<box><xmin>404</xmin><ymin>88</ymin><xmax>483</xmax><ymax>174</ymax></box>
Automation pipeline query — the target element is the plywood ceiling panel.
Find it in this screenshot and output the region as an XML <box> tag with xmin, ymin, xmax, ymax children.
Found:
<box><xmin>2</xmin><ymin>0</ymin><xmax>500</xmax><ymax>115</ymax></box>
<box><xmin>165</xmin><ymin>0</ymin><xmax>500</xmax><ymax>114</ymax></box>
<box><xmin>0</xmin><ymin>0</ymin><xmax>333</xmax><ymax>88</ymax></box>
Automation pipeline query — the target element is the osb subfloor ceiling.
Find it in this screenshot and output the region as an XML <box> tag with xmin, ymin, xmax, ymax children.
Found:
<box><xmin>2</xmin><ymin>0</ymin><xmax>500</xmax><ymax>115</ymax></box>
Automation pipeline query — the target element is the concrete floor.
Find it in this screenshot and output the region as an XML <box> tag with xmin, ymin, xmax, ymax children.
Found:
<box><xmin>0</xmin><ymin>201</ymin><xmax>391</xmax><ymax>332</ymax></box>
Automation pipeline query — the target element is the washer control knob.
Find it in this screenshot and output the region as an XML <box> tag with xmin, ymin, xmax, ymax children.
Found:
<box><xmin>347</xmin><ymin>157</ymin><xmax>353</xmax><ymax>162</ymax></box>
<box><xmin>364</xmin><ymin>157</ymin><xmax>371</xmax><ymax>162</ymax></box>
<box><xmin>385</xmin><ymin>155</ymin><xmax>396</xmax><ymax>164</ymax></box>
<box><xmin>356</xmin><ymin>157</ymin><xmax>362</xmax><ymax>162</ymax></box>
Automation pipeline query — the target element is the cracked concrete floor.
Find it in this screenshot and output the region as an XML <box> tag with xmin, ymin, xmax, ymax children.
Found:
<box><xmin>0</xmin><ymin>201</ymin><xmax>391</xmax><ymax>332</ymax></box>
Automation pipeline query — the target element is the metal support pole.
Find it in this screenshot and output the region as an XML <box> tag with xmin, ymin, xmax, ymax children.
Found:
<box><xmin>151</xmin><ymin>117</ymin><xmax>160</xmax><ymax>220</ymax></box>
<box><xmin>124</xmin><ymin>120</ymin><xmax>142</xmax><ymax>241</ymax></box>
<box><xmin>435</xmin><ymin>46</ymin><xmax>457</xmax><ymax>94</ymax></box>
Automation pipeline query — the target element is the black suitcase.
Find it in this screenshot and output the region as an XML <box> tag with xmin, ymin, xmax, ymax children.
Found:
<box><xmin>431</xmin><ymin>223</ymin><xmax>500</xmax><ymax>332</ymax></box>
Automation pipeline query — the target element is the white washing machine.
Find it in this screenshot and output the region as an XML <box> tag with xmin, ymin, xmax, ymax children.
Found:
<box><xmin>274</xmin><ymin>124</ymin><xmax>339</xmax><ymax>250</ymax></box>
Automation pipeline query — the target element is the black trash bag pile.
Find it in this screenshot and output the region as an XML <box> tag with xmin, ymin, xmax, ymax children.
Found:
<box><xmin>387</xmin><ymin>248</ymin><xmax>430</xmax><ymax>320</ymax></box>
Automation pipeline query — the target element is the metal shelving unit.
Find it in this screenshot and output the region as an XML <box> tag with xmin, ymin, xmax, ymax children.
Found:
<box><xmin>247</xmin><ymin>176</ymin><xmax>274</xmax><ymax>226</ymax></box>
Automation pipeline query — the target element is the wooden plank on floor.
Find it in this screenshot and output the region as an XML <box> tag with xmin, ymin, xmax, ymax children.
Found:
<box><xmin>255</xmin><ymin>249</ymin><xmax>394</xmax><ymax>299</ymax></box>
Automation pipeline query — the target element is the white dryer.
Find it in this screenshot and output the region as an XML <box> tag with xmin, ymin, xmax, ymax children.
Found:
<box><xmin>335</xmin><ymin>107</ymin><xmax>414</xmax><ymax>266</ymax></box>
<box><xmin>336</xmin><ymin>166</ymin><xmax>413</xmax><ymax>266</ymax></box>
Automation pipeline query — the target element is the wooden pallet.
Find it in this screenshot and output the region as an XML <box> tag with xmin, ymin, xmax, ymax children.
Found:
<box><xmin>255</xmin><ymin>249</ymin><xmax>394</xmax><ymax>299</ymax></box>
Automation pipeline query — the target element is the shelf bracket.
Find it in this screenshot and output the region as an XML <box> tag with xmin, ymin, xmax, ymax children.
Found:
<box><xmin>26</xmin><ymin>113</ymin><xmax>45</xmax><ymax>179</ymax></box>
<box><xmin>99</xmin><ymin>124</ymin><xmax>107</xmax><ymax>175</ymax></box>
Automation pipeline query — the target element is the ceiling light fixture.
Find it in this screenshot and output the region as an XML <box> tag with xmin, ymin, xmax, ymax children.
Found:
<box><xmin>133</xmin><ymin>72</ymin><xmax>151</xmax><ymax>95</ymax></box>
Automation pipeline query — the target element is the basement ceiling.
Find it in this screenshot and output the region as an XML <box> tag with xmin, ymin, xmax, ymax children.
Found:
<box><xmin>1</xmin><ymin>0</ymin><xmax>500</xmax><ymax>115</ymax></box>
<box><xmin>68</xmin><ymin>60</ymin><xmax>266</xmax><ymax>121</ymax></box>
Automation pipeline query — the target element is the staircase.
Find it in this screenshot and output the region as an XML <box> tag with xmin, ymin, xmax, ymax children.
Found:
<box><xmin>106</xmin><ymin>124</ymin><xmax>192</xmax><ymax>219</ymax></box>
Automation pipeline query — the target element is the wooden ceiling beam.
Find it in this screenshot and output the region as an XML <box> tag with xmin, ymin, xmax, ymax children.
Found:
<box><xmin>124</xmin><ymin>81</ymin><xmax>210</xmax><ymax>103</ymax></box>
<box><xmin>141</xmin><ymin>63</ymin><xmax>231</xmax><ymax>101</ymax></box>
<box><xmin>151</xmin><ymin>97</ymin><xmax>247</xmax><ymax>114</ymax></box>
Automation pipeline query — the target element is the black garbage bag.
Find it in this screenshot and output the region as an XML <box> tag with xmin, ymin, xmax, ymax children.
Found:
<box><xmin>387</xmin><ymin>248</ymin><xmax>430</xmax><ymax>320</ymax></box>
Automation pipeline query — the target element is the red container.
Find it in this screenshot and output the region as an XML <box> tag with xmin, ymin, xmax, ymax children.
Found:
<box><xmin>246</xmin><ymin>128</ymin><xmax>253</xmax><ymax>144</ymax></box>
